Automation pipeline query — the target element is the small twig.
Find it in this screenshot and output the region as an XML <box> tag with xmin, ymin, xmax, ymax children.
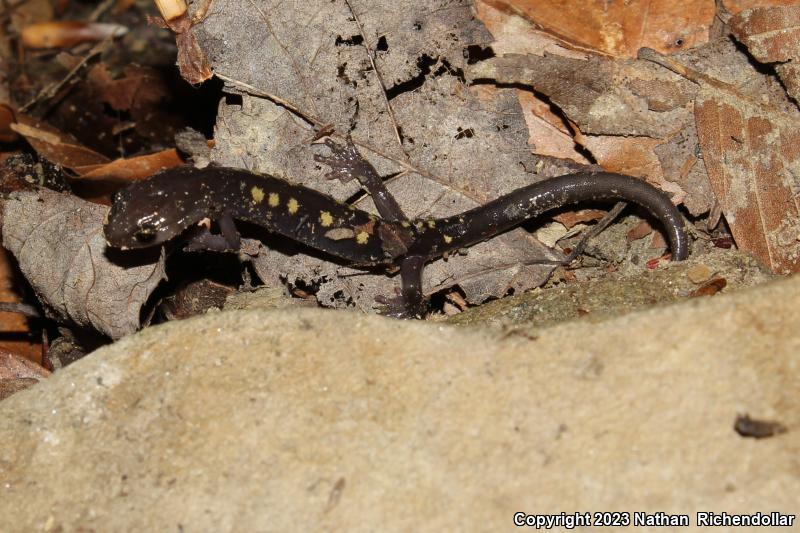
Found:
<box><xmin>553</xmin><ymin>201</ymin><xmax>627</xmax><ymax>265</ymax></box>
<box><xmin>343</xmin><ymin>0</ymin><xmax>405</xmax><ymax>153</ymax></box>
<box><xmin>88</xmin><ymin>0</ymin><xmax>116</xmax><ymax>21</ymax></box>
<box><xmin>0</xmin><ymin>301</ymin><xmax>41</xmax><ymax>318</ymax></box>
<box><xmin>215</xmin><ymin>71</ymin><xmax>322</xmax><ymax>126</ymax></box>
<box><xmin>20</xmin><ymin>37</ymin><xmax>110</xmax><ymax>112</ymax></box>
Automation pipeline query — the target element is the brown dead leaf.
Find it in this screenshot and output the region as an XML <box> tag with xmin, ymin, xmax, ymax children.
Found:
<box><xmin>475</xmin><ymin>0</ymin><xmax>590</xmax><ymax>165</ymax></box>
<box><xmin>730</xmin><ymin>6</ymin><xmax>800</xmax><ymax>103</ymax></box>
<box><xmin>551</xmin><ymin>209</ymin><xmax>606</xmax><ymax>229</ymax></box>
<box><xmin>517</xmin><ymin>91</ymin><xmax>589</xmax><ymax>164</ymax></box>
<box><xmin>582</xmin><ymin>134</ymin><xmax>662</xmax><ymax>176</ymax></box>
<box><xmin>157</xmin><ymin>7</ymin><xmax>212</xmax><ymax>85</ymax></box>
<box><xmin>21</xmin><ymin>21</ymin><xmax>127</xmax><ymax>49</ymax></box>
<box><xmin>77</xmin><ymin>149</ymin><xmax>184</xmax><ymax>181</ymax></box>
<box><xmin>88</xmin><ymin>64</ymin><xmax>168</xmax><ymax>114</ymax></box>
<box><xmin>0</xmin><ymin>249</ymin><xmax>41</xmax><ymax>362</ymax></box>
<box><xmin>202</xmin><ymin>0</ymin><xmax>598</xmax><ymax>311</ymax></box>
<box><xmin>1</xmin><ymin>189</ymin><xmax>166</xmax><ymax>338</ymax></box>
<box><xmin>0</xmin><ymin>105</ymin><xmax>17</xmax><ymax>143</ymax></box>
<box><xmin>689</xmin><ymin>277</ymin><xmax>727</xmax><ymax>297</ymax></box>
<box><xmin>468</xmin><ymin>52</ymin><xmax>697</xmax><ymax>206</ymax></box>
<box><xmin>71</xmin><ymin>149</ymin><xmax>184</xmax><ymax>204</ymax></box>
<box><xmin>0</xmin><ymin>349</ymin><xmax>49</xmax><ymax>380</ymax></box>
<box><xmin>627</xmin><ymin>220</ymin><xmax>655</xmax><ymax>242</ymax></box>
<box><xmin>469</xmin><ymin>53</ymin><xmax>696</xmax><ymax>138</ymax></box>
<box><xmin>0</xmin><ymin>349</ymin><xmax>49</xmax><ymax>401</ymax></box>
<box><xmin>480</xmin><ymin>0</ymin><xmax>715</xmax><ymax>57</ymax></box>
<box><xmin>11</xmin><ymin>116</ymin><xmax>110</xmax><ymax>169</ymax></box>
<box><xmin>725</xmin><ymin>0</ymin><xmax>800</xmax><ymax>15</ymax></box>
<box><xmin>475</xmin><ymin>0</ymin><xmax>589</xmax><ymax>58</ymax></box>
<box><xmin>695</xmin><ymin>90</ymin><xmax>800</xmax><ymax>273</ymax></box>
<box><xmin>50</xmin><ymin>63</ymin><xmax>184</xmax><ymax>156</ymax></box>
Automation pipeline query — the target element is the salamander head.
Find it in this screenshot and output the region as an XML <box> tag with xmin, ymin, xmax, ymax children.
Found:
<box><xmin>104</xmin><ymin>173</ymin><xmax>207</xmax><ymax>250</ymax></box>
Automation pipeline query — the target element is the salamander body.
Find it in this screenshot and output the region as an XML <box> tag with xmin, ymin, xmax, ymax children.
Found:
<box><xmin>104</xmin><ymin>165</ymin><xmax>689</xmax><ymax>316</ymax></box>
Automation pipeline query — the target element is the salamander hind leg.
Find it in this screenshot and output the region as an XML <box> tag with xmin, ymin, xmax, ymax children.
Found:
<box><xmin>375</xmin><ymin>256</ymin><xmax>427</xmax><ymax>319</ymax></box>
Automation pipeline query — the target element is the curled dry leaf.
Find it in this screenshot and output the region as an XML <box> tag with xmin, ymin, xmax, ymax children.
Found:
<box><xmin>155</xmin><ymin>0</ymin><xmax>212</xmax><ymax>84</ymax></box>
<box><xmin>10</xmin><ymin>116</ymin><xmax>110</xmax><ymax>170</ymax></box>
<box><xmin>77</xmin><ymin>149</ymin><xmax>184</xmax><ymax>182</ymax></box>
<box><xmin>729</xmin><ymin>6</ymin><xmax>800</xmax><ymax>103</ymax></box>
<box><xmin>1</xmin><ymin>189</ymin><xmax>166</xmax><ymax>339</ymax></box>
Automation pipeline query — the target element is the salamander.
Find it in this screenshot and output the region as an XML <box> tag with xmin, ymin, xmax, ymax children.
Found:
<box><xmin>104</xmin><ymin>144</ymin><xmax>689</xmax><ymax>317</ymax></box>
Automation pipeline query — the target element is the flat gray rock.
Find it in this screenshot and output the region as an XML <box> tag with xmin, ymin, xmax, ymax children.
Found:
<box><xmin>1</xmin><ymin>277</ymin><xmax>798</xmax><ymax>531</ymax></box>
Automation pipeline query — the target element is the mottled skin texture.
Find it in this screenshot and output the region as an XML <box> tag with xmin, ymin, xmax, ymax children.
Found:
<box><xmin>105</xmin><ymin>158</ymin><xmax>689</xmax><ymax>317</ymax></box>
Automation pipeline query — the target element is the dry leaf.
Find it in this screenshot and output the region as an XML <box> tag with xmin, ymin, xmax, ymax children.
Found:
<box><xmin>0</xmin><ymin>349</ymin><xmax>49</xmax><ymax>400</ymax></box>
<box><xmin>52</xmin><ymin>63</ymin><xmax>185</xmax><ymax>156</ymax></box>
<box><xmin>480</xmin><ymin>0</ymin><xmax>714</xmax><ymax>57</ymax></box>
<box><xmin>0</xmin><ymin>105</ymin><xmax>17</xmax><ymax>143</ymax></box>
<box><xmin>475</xmin><ymin>0</ymin><xmax>590</xmax><ymax>165</ymax></box>
<box><xmin>469</xmin><ymin>53</ymin><xmax>696</xmax><ymax>137</ymax></box>
<box><xmin>475</xmin><ymin>0</ymin><xmax>589</xmax><ymax>58</ymax></box>
<box><xmin>77</xmin><ymin>149</ymin><xmax>184</xmax><ymax>181</ymax></box>
<box><xmin>467</xmin><ymin>52</ymin><xmax>698</xmax><ymax>207</ymax></box>
<box><xmin>0</xmin><ymin>249</ymin><xmax>41</xmax><ymax>361</ymax></box>
<box><xmin>0</xmin><ymin>349</ymin><xmax>49</xmax><ymax>381</ymax></box>
<box><xmin>730</xmin><ymin>6</ymin><xmax>800</xmax><ymax>103</ymax></box>
<box><xmin>155</xmin><ymin>2</ymin><xmax>212</xmax><ymax>85</ymax></box>
<box><xmin>695</xmin><ymin>91</ymin><xmax>800</xmax><ymax>273</ymax></box>
<box><xmin>11</xmin><ymin>117</ymin><xmax>110</xmax><ymax>169</ymax></box>
<box><xmin>21</xmin><ymin>21</ymin><xmax>127</xmax><ymax>49</ymax></box>
<box><xmin>197</xmin><ymin>0</ymin><xmax>598</xmax><ymax>311</ymax></box>
<box><xmin>516</xmin><ymin>91</ymin><xmax>589</xmax><ymax>164</ymax></box>
<box><xmin>551</xmin><ymin>209</ymin><xmax>606</xmax><ymax>229</ymax></box>
<box><xmin>1</xmin><ymin>189</ymin><xmax>166</xmax><ymax>338</ymax></box>
<box><xmin>725</xmin><ymin>0</ymin><xmax>800</xmax><ymax>15</ymax></box>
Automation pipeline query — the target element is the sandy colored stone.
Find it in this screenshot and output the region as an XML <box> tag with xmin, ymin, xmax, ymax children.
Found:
<box><xmin>0</xmin><ymin>275</ymin><xmax>798</xmax><ymax>531</ymax></box>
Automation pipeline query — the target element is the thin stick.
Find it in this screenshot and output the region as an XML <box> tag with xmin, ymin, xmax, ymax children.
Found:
<box><xmin>0</xmin><ymin>301</ymin><xmax>41</xmax><ymax>318</ymax></box>
<box><xmin>20</xmin><ymin>38</ymin><xmax>110</xmax><ymax>112</ymax></box>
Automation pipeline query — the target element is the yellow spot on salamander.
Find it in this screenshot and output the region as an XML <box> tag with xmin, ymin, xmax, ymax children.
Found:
<box><xmin>427</xmin><ymin>220</ymin><xmax>436</xmax><ymax>228</ymax></box>
<box><xmin>443</xmin><ymin>234</ymin><xmax>452</xmax><ymax>244</ymax></box>
<box><xmin>320</xmin><ymin>211</ymin><xmax>334</xmax><ymax>227</ymax></box>
<box><xmin>287</xmin><ymin>198</ymin><xmax>299</xmax><ymax>214</ymax></box>
<box><xmin>250</xmin><ymin>186</ymin><xmax>265</xmax><ymax>203</ymax></box>
<box><xmin>268</xmin><ymin>193</ymin><xmax>280</xmax><ymax>207</ymax></box>
<box><xmin>356</xmin><ymin>231</ymin><xmax>370</xmax><ymax>244</ymax></box>
<box><xmin>401</xmin><ymin>221</ymin><xmax>411</xmax><ymax>227</ymax></box>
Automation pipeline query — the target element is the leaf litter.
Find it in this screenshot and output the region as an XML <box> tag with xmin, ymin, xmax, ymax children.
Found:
<box><xmin>3</xmin><ymin>0</ymin><xmax>800</xmax><ymax>337</ymax></box>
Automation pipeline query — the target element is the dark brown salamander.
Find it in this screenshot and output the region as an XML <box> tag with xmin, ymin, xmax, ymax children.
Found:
<box><xmin>104</xmin><ymin>148</ymin><xmax>689</xmax><ymax>317</ymax></box>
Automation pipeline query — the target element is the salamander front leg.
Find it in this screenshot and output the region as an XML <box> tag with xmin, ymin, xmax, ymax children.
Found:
<box><xmin>314</xmin><ymin>137</ymin><xmax>408</xmax><ymax>223</ymax></box>
<box><xmin>183</xmin><ymin>214</ymin><xmax>241</xmax><ymax>253</ymax></box>
<box><xmin>376</xmin><ymin>255</ymin><xmax>427</xmax><ymax>318</ymax></box>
